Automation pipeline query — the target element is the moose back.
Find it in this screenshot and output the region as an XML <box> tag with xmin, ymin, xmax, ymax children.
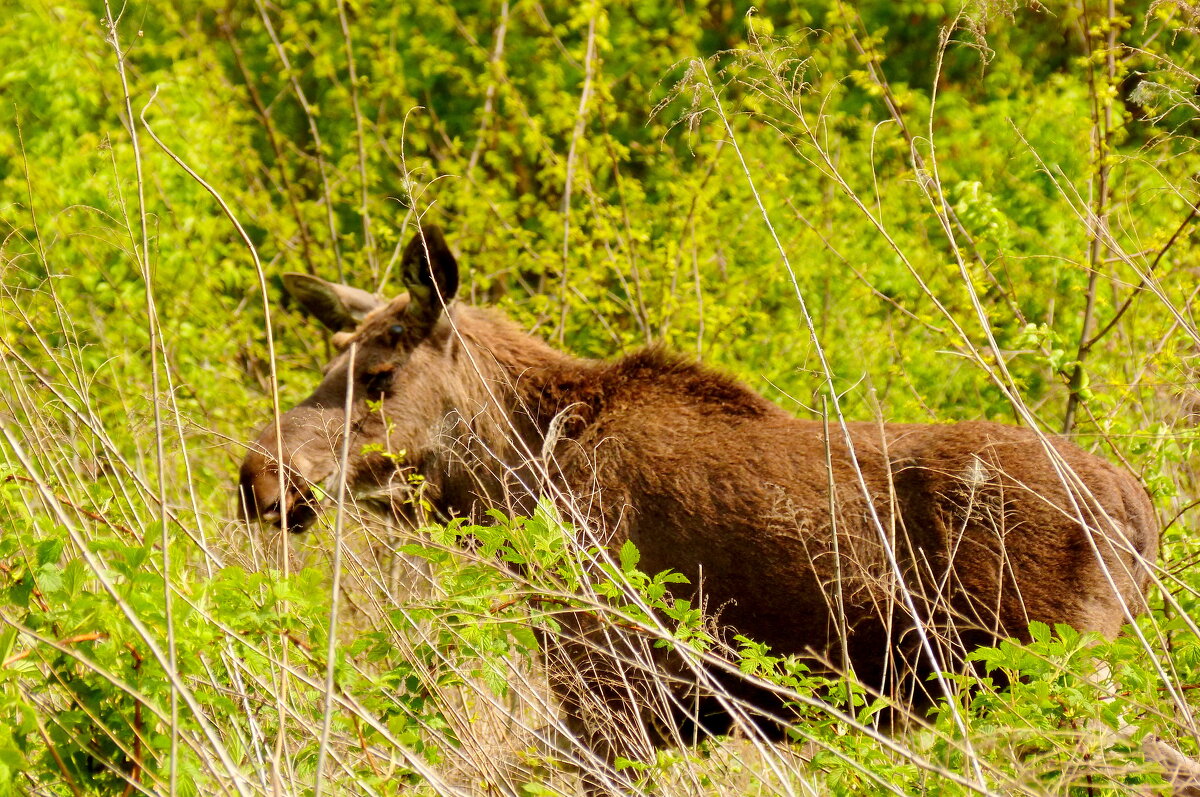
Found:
<box><xmin>239</xmin><ymin>225</ymin><xmax>1157</xmax><ymax>778</ymax></box>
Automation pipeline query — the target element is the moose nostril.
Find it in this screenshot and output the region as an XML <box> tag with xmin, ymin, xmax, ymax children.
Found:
<box><xmin>238</xmin><ymin>478</ymin><xmax>280</xmax><ymax>525</ymax></box>
<box><xmin>284</xmin><ymin>501</ymin><xmax>319</xmax><ymax>535</ymax></box>
<box><xmin>258</xmin><ymin>499</ymin><xmax>282</xmax><ymax>526</ymax></box>
<box><xmin>237</xmin><ymin>453</ymin><xmax>323</xmax><ymax>533</ymax></box>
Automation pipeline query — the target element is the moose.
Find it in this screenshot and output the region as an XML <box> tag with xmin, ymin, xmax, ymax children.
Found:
<box><xmin>240</xmin><ymin>225</ymin><xmax>1159</xmax><ymax>790</ymax></box>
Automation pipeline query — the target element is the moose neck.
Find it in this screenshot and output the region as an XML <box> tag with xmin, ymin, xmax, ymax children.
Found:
<box><xmin>416</xmin><ymin>305</ymin><xmax>601</xmax><ymax>520</ymax></box>
<box><xmin>455</xmin><ymin>305</ymin><xmax>598</xmax><ymax>441</ymax></box>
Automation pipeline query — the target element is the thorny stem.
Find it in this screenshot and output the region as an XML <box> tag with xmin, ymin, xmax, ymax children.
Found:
<box><xmin>2</xmin><ymin>633</ymin><xmax>106</xmax><ymax>668</ymax></box>
<box><xmin>3</xmin><ymin>473</ymin><xmax>138</xmax><ymax>539</ymax></box>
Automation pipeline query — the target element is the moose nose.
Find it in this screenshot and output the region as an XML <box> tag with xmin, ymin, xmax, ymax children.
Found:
<box><xmin>243</xmin><ymin>486</ymin><xmax>282</xmax><ymax>526</ymax></box>
<box><xmin>240</xmin><ymin>410</ymin><xmax>340</xmax><ymax>534</ymax></box>
<box><xmin>238</xmin><ymin>450</ymin><xmax>323</xmax><ymax>534</ymax></box>
<box><xmin>239</xmin><ymin>466</ymin><xmax>324</xmax><ymax>534</ymax></box>
<box><xmin>238</xmin><ymin>454</ymin><xmax>282</xmax><ymax>524</ymax></box>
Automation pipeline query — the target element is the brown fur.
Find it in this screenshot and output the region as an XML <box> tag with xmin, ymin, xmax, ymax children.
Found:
<box><xmin>240</xmin><ymin>232</ymin><xmax>1158</xmax><ymax>789</ymax></box>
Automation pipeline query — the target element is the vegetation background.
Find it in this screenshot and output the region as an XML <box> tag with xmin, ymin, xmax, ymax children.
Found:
<box><xmin>0</xmin><ymin>0</ymin><xmax>1198</xmax><ymax>793</ymax></box>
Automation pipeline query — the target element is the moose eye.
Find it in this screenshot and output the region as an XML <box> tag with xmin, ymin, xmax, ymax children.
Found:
<box><xmin>362</xmin><ymin>364</ymin><xmax>395</xmax><ymax>396</ymax></box>
<box><xmin>381</xmin><ymin>323</ymin><xmax>406</xmax><ymax>349</ymax></box>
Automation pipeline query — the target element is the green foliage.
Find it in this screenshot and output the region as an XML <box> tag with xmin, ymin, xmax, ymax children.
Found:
<box><xmin>1</xmin><ymin>0</ymin><xmax>1199</xmax><ymax>792</ymax></box>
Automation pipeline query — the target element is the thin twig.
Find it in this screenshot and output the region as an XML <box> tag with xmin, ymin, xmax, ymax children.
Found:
<box><xmin>1064</xmin><ymin>0</ymin><xmax>1119</xmax><ymax>433</ymax></box>
<box><xmin>557</xmin><ymin>12</ymin><xmax>598</xmax><ymax>344</ymax></box>
<box><xmin>314</xmin><ymin>342</ymin><xmax>356</xmax><ymax>796</ymax></box>
<box><xmin>100</xmin><ymin>8</ymin><xmax>179</xmax><ymax>790</ymax></box>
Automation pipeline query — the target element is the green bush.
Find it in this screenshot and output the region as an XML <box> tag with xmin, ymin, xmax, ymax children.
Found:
<box><xmin>2</xmin><ymin>0</ymin><xmax>1199</xmax><ymax>792</ymax></box>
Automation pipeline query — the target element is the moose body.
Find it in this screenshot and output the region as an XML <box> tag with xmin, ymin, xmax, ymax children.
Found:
<box><xmin>240</xmin><ymin>226</ymin><xmax>1157</xmax><ymax>784</ymax></box>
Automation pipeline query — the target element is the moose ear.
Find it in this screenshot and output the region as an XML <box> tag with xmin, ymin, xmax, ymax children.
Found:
<box><xmin>400</xmin><ymin>225</ymin><xmax>459</xmax><ymax>326</ymax></box>
<box><xmin>281</xmin><ymin>273</ymin><xmax>384</xmax><ymax>332</ymax></box>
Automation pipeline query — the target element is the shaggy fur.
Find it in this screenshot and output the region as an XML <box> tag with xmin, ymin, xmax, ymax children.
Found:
<box><xmin>240</xmin><ymin>228</ymin><xmax>1158</xmax><ymax>789</ymax></box>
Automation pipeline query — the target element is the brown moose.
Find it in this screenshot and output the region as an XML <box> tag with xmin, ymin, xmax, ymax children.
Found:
<box><xmin>239</xmin><ymin>225</ymin><xmax>1158</xmax><ymax>789</ymax></box>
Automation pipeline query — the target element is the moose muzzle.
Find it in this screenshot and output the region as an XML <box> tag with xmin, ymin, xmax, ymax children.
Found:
<box><xmin>238</xmin><ymin>407</ymin><xmax>341</xmax><ymax>534</ymax></box>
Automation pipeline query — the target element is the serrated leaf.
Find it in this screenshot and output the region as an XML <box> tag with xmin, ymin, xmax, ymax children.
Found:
<box><xmin>619</xmin><ymin>540</ymin><xmax>640</xmax><ymax>572</ymax></box>
<box><xmin>35</xmin><ymin>538</ymin><xmax>63</xmax><ymax>567</ymax></box>
<box><xmin>35</xmin><ymin>564</ymin><xmax>62</xmax><ymax>594</ymax></box>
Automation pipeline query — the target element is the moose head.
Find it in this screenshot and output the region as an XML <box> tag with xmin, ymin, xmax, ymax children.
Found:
<box><xmin>239</xmin><ymin>225</ymin><xmax>524</xmax><ymax>533</ymax></box>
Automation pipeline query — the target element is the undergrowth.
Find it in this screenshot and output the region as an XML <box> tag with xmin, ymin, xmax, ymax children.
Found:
<box><xmin>2</xmin><ymin>0</ymin><xmax>1199</xmax><ymax>793</ymax></box>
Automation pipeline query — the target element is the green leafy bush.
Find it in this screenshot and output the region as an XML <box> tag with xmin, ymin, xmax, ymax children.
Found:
<box><xmin>2</xmin><ymin>0</ymin><xmax>1199</xmax><ymax>792</ymax></box>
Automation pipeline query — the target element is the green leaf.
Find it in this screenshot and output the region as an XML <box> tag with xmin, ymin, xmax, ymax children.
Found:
<box><xmin>0</xmin><ymin>628</ymin><xmax>16</xmax><ymax>666</ymax></box>
<box><xmin>34</xmin><ymin>538</ymin><xmax>63</xmax><ymax>567</ymax></box>
<box><xmin>619</xmin><ymin>540</ymin><xmax>640</xmax><ymax>573</ymax></box>
<box><xmin>34</xmin><ymin>564</ymin><xmax>62</xmax><ymax>595</ymax></box>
